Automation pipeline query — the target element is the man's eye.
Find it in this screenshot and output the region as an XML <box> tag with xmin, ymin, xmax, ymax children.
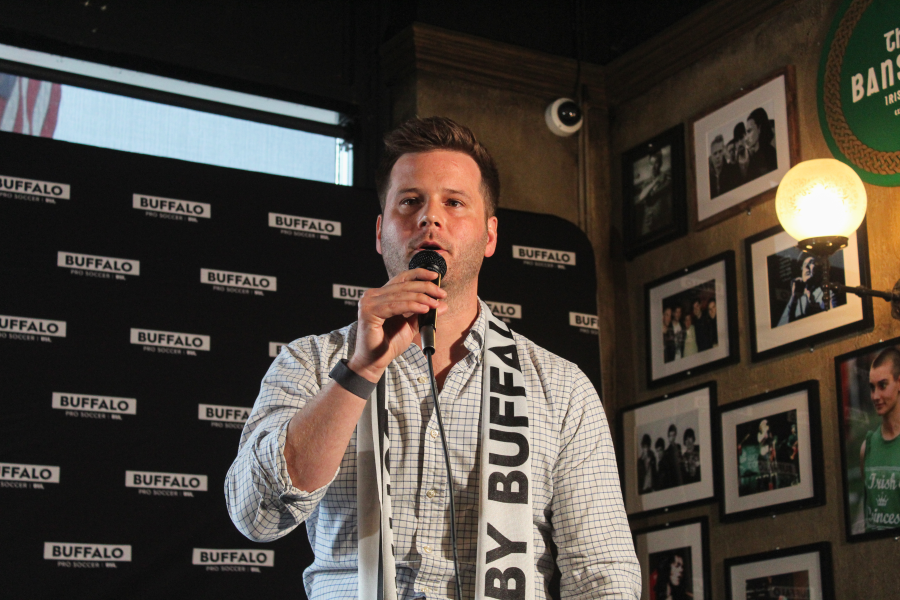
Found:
<box><xmin>400</xmin><ymin>197</ymin><xmax>419</xmax><ymax>205</ymax></box>
<box><xmin>447</xmin><ymin>199</ymin><xmax>462</xmax><ymax>207</ymax></box>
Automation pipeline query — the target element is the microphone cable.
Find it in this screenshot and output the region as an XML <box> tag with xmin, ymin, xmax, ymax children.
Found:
<box><xmin>424</xmin><ymin>346</ymin><xmax>463</xmax><ymax>600</ymax></box>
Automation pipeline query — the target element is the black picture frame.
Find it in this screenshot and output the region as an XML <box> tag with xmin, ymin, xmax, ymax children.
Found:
<box><xmin>621</xmin><ymin>123</ymin><xmax>687</xmax><ymax>259</ymax></box>
<box><xmin>688</xmin><ymin>66</ymin><xmax>800</xmax><ymax>230</ymax></box>
<box><xmin>618</xmin><ymin>381</ymin><xmax>718</xmax><ymax>519</ymax></box>
<box><xmin>645</xmin><ymin>250</ymin><xmax>739</xmax><ymax>388</ymax></box>
<box><xmin>717</xmin><ymin>380</ymin><xmax>825</xmax><ymax>523</ymax></box>
<box><xmin>724</xmin><ymin>542</ymin><xmax>834</xmax><ymax>600</ymax></box>
<box><xmin>745</xmin><ymin>222</ymin><xmax>873</xmax><ymax>362</ymax></box>
<box><xmin>834</xmin><ymin>337</ymin><xmax>900</xmax><ymax>542</ymax></box>
<box><xmin>632</xmin><ymin>516</ymin><xmax>710</xmax><ymax>600</ymax></box>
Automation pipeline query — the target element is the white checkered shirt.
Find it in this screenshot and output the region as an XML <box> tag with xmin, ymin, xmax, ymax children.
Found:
<box><xmin>225</xmin><ymin>301</ymin><xmax>640</xmax><ymax>599</ymax></box>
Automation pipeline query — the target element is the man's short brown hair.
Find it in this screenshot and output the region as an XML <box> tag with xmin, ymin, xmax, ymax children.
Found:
<box><xmin>374</xmin><ymin>116</ymin><xmax>500</xmax><ymax>218</ymax></box>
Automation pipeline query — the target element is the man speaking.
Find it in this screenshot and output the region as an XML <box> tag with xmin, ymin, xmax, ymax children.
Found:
<box><xmin>225</xmin><ymin>117</ymin><xmax>640</xmax><ymax>599</ymax></box>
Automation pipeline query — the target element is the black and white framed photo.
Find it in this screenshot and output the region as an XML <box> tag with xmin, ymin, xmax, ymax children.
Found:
<box><xmin>619</xmin><ymin>382</ymin><xmax>717</xmax><ymax>518</ymax></box>
<box><xmin>689</xmin><ymin>66</ymin><xmax>799</xmax><ymax>229</ymax></box>
<box><xmin>745</xmin><ymin>223</ymin><xmax>873</xmax><ymax>362</ymax></box>
<box><xmin>645</xmin><ymin>251</ymin><xmax>739</xmax><ymax>388</ymax></box>
<box><xmin>835</xmin><ymin>338</ymin><xmax>900</xmax><ymax>542</ymax></box>
<box><xmin>621</xmin><ymin>124</ymin><xmax>687</xmax><ymax>259</ymax></box>
<box><xmin>718</xmin><ymin>380</ymin><xmax>825</xmax><ymax>522</ymax></box>
<box><xmin>633</xmin><ymin>517</ymin><xmax>709</xmax><ymax>600</ymax></box>
<box><xmin>724</xmin><ymin>542</ymin><xmax>834</xmax><ymax>600</ymax></box>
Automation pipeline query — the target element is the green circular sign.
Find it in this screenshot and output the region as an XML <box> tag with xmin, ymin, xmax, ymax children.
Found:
<box><xmin>818</xmin><ymin>0</ymin><xmax>900</xmax><ymax>186</ymax></box>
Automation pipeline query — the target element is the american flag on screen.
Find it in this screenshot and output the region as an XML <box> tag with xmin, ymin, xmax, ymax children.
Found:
<box><xmin>0</xmin><ymin>73</ymin><xmax>62</xmax><ymax>138</ymax></box>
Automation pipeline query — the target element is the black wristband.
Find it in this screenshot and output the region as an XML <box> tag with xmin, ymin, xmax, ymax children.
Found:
<box><xmin>329</xmin><ymin>358</ymin><xmax>376</xmax><ymax>399</ymax></box>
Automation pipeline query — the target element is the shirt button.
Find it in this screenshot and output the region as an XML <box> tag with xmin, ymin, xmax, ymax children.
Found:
<box><xmin>422</xmin><ymin>545</ymin><xmax>432</xmax><ymax>554</ymax></box>
<box><xmin>430</xmin><ymin>429</ymin><xmax>439</xmax><ymax>440</ymax></box>
<box><xmin>418</xmin><ymin>375</ymin><xmax>428</xmax><ymax>384</ymax></box>
<box><xmin>426</xmin><ymin>489</ymin><xmax>436</xmax><ymax>498</ymax></box>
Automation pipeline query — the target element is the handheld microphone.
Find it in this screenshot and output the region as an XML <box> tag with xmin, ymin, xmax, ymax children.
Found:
<box><xmin>408</xmin><ymin>250</ymin><xmax>447</xmax><ymax>354</ymax></box>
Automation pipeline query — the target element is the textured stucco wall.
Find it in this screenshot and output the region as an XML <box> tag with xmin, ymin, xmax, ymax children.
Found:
<box><xmin>610</xmin><ymin>0</ymin><xmax>900</xmax><ymax>598</ymax></box>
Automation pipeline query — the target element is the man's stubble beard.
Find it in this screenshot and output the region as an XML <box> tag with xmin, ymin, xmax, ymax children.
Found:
<box><xmin>381</xmin><ymin>227</ymin><xmax>489</xmax><ymax>312</ymax></box>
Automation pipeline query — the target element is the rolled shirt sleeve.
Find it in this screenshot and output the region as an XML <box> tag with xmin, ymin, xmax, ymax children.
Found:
<box><xmin>224</xmin><ymin>329</ymin><xmax>348</xmax><ymax>542</ymax></box>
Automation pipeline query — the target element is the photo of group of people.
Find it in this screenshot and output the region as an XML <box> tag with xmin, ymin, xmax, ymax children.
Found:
<box><xmin>662</xmin><ymin>280</ymin><xmax>718</xmax><ymax>364</ymax></box>
<box><xmin>637</xmin><ymin>412</ymin><xmax>701</xmax><ymax>495</ymax></box>
<box><xmin>745</xmin><ymin>570</ymin><xmax>810</xmax><ymax>600</ymax></box>
<box><xmin>707</xmin><ymin>104</ymin><xmax>778</xmax><ymax>200</ymax></box>
<box><xmin>736</xmin><ymin>410</ymin><xmax>801</xmax><ymax>497</ymax></box>
<box><xmin>836</xmin><ymin>341</ymin><xmax>900</xmax><ymax>539</ymax></box>
<box><xmin>649</xmin><ymin>547</ymin><xmax>694</xmax><ymax>600</ymax></box>
<box><xmin>766</xmin><ymin>248</ymin><xmax>846</xmax><ymax>328</ymax></box>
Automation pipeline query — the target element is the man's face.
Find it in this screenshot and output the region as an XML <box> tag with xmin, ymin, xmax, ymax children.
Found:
<box><xmin>650</xmin><ymin>154</ymin><xmax>662</xmax><ymax>176</ymax></box>
<box><xmin>801</xmin><ymin>256</ymin><xmax>819</xmax><ymax>283</ymax></box>
<box><xmin>668</xmin><ymin>429</ymin><xmax>676</xmax><ymax>446</ymax></box>
<box><xmin>710</xmin><ymin>141</ymin><xmax>724</xmax><ymax>169</ymax></box>
<box><xmin>377</xmin><ymin>150</ymin><xmax>498</xmax><ymax>294</ymax></box>
<box><xmin>670</xmin><ymin>556</ymin><xmax>684</xmax><ymax>586</ymax></box>
<box><xmin>869</xmin><ymin>363</ymin><xmax>900</xmax><ymax>417</ymax></box>
<box><xmin>692</xmin><ymin>301</ymin><xmax>701</xmax><ymax>318</ymax></box>
<box><xmin>745</xmin><ymin>118</ymin><xmax>760</xmax><ymax>148</ymax></box>
<box><xmin>663</xmin><ymin>308</ymin><xmax>672</xmax><ymax>326</ymax></box>
<box><xmin>685</xmin><ymin>436</ymin><xmax>695</xmax><ymax>452</ymax></box>
<box><xmin>708</xmin><ymin>301</ymin><xmax>717</xmax><ymax>319</ymax></box>
<box><xmin>726</xmin><ymin>141</ymin><xmax>735</xmax><ymax>163</ymax></box>
<box><xmin>674</xmin><ymin>307</ymin><xmax>682</xmax><ymax>321</ymax></box>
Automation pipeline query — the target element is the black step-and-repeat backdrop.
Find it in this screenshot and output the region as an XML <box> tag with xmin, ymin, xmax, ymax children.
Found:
<box><xmin>1</xmin><ymin>131</ymin><xmax>600</xmax><ymax>598</ymax></box>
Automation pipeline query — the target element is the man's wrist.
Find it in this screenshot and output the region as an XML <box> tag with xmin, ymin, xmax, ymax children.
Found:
<box><xmin>345</xmin><ymin>356</ymin><xmax>383</xmax><ymax>384</ymax></box>
<box><xmin>330</xmin><ymin>359</ymin><xmax>379</xmax><ymax>399</ymax></box>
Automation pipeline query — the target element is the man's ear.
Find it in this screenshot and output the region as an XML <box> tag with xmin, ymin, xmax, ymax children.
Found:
<box><xmin>484</xmin><ymin>216</ymin><xmax>498</xmax><ymax>258</ymax></box>
<box><xmin>375</xmin><ymin>214</ymin><xmax>383</xmax><ymax>255</ymax></box>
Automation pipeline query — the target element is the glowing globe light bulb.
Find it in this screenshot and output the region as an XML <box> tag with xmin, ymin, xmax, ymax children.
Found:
<box><xmin>775</xmin><ymin>158</ymin><xmax>867</xmax><ymax>242</ymax></box>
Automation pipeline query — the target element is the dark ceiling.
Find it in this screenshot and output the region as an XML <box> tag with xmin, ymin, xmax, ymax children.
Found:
<box><xmin>391</xmin><ymin>0</ymin><xmax>714</xmax><ymax>65</ymax></box>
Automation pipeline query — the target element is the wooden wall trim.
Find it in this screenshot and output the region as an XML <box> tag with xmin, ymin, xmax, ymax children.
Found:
<box><xmin>380</xmin><ymin>22</ymin><xmax>606</xmax><ymax>102</ymax></box>
<box><xmin>605</xmin><ymin>0</ymin><xmax>797</xmax><ymax>105</ymax></box>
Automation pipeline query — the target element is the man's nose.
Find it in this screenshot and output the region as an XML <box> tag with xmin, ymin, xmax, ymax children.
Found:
<box><xmin>418</xmin><ymin>197</ymin><xmax>443</xmax><ymax>227</ymax></box>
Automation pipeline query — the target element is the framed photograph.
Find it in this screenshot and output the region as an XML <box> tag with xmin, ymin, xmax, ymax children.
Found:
<box><xmin>718</xmin><ymin>380</ymin><xmax>825</xmax><ymax>522</ymax></box>
<box><xmin>633</xmin><ymin>517</ymin><xmax>710</xmax><ymax>600</ymax></box>
<box><xmin>689</xmin><ymin>66</ymin><xmax>799</xmax><ymax>229</ymax></box>
<box><xmin>835</xmin><ymin>337</ymin><xmax>900</xmax><ymax>542</ymax></box>
<box><xmin>724</xmin><ymin>542</ymin><xmax>834</xmax><ymax>600</ymax></box>
<box><xmin>621</xmin><ymin>124</ymin><xmax>687</xmax><ymax>259</ymax></box>
<box><xmin>619</xmin><ymin>382</ymin><xmax>717</xmax><ymax>518</ymax></box>
<box><xmin>645</xmin><ymin>250</ymin><xmax>739</xmax><ymax>388</ymax></box>
<box><xmin>745</xmin><ymin>223</ymin><xmax>873</xmax><ymax>362</ymax></box>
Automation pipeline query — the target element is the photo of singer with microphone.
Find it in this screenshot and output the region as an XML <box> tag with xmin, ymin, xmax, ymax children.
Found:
<box><xmin>225</xmin><ymin>117</ymin><xmax>640</xmax><ymax>600</ymax></box>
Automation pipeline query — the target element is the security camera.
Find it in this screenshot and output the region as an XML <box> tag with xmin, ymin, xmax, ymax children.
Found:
<box><xmin>545</xmin><ymin>98</ymin><xmax>583</xmax><ymax>137</ymax></box>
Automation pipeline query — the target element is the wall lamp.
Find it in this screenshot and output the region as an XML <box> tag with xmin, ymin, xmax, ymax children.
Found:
<box><xmin>774</xmin><ymin>158</ymin><xmax>900</xmax><ymax>319</ymax></box>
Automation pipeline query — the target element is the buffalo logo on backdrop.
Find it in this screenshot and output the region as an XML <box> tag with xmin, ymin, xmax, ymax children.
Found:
<box><xmin>569</xmin><ymin>312</ymin><xmax>599</xmax><ymax>335</ymax></box>
<box><xmin>57</xmin><ymin>251</ymin><xmax>140</xmax><ymax>281</ymax></box>
<box><xmin>192</xmin><ymin>548</ymin><xmax>275</xmax><ymax>573</ymax></box>
<box><xmin>0</xmin><ymin>314</ymin><xmax>66</xmax><ymax>343</ymax></box>
<box><xmin>125</xmin><ymin>471</ymin><xmax>208</xmax><ymax>498</ymax></box>
<box><xmin>1</xmin><ymin>462</ymin><xmax>60</xmax><ymax>490</ymax></box>
<box><xmin>0</xmin><ymin>174</ymin><xmax>70</xmax><ymax>204</ymax></box>
<box><xmin>44</xmin><ymin>543</ymin><xmax>132</xmax><ymax>569</ymax></box>
<box><xmin>512</xmin><ymin>245</ymin><xmax>576</xmax><ymax>269</ymax></box>
<box><xmin>332</xmin><ymin>283</ymin><xmax>369</xmax><ymax>306</ymax></box>
<box><xmin>130</xmin><ymin>328</ymin><xmax>210</xmax><ymax>356</ymax></box>
<box><xmin>133</xmin><ymin>193</ymin><xmax>211</xmax><ymax>222</ymax></box>
<box><xmin>486</xmin><ymin>301</ymin><xmax>522</xmax><ymax>323</ymax></box>
<box><xmin>52</xmin><ymin>392</ymin><xmax>137</xmax><ymax>421</ymax></box>
<box><xmin>268</xmin><ymin>212</ymin><xmax>342</xmax><ymax>240</ymax></box>
<box><xmin>269</xmin><ymin>342</ymin><xmax>289</xmax><ymax>358</ymax></box>
<box><xmin>198</xmin><ymin>404</ymin><xmax>251</xmax><ymax>430</ymax></box>
<box><xmin>200</xmin><ymin>268</ymin><xmax>277</xmax><ymax>296</ymax></box>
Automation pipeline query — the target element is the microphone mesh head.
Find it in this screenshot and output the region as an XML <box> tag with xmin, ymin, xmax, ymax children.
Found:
<box><xmin>408</xmin><ymin>250</ymin><xmax>447</xmax><ymax>277</ymax></box>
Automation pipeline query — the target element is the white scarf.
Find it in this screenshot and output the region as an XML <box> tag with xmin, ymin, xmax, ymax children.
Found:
<box><xmin>358</xmin><ymin>309</ymin><xmax>535</xmax><ymax>600</ymax></box>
